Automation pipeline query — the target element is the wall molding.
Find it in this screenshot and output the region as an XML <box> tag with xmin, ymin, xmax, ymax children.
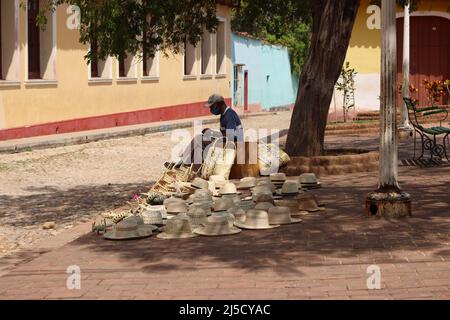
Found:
<box><xmin>0</xmin><ymin>98</ymin><xmax>232</xmax><ymax>141</ymax></box>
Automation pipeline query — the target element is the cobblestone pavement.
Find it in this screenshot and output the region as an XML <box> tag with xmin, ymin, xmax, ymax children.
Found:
<box><xmin>0</xmin><ymin>113</ymin><xmax>291</xmax><ymax>257</ymax></box>
<box><xmin>0</xmin><ymin>111</ymin><xmax>449</xmax><ymax>299</ymax></box>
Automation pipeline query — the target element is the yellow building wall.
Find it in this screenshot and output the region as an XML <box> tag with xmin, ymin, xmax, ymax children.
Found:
<box><xmin>347</xmin><ymin>0</ymin><xmax>450</xmax><ymax>74</ymax></box>
<box><xmin>0</xmin><ymin>4</ymin><xmax>232</xmax><ymax>129</ymax></box>
<box><xmin>335</xmin><ymin>0</ymin><xmax>450</xmax><ymax>110</ymax></box>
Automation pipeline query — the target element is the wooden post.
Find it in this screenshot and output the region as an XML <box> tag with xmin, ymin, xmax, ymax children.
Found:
<box><xmin>400</xmin><ymin>1</ymin><xmax>412</xmax><ymax>130</ymax></box>
<box><xmin>365</xmin><ymin>0</ymin><xmax>411</xmax><ymax>218</ymax></box>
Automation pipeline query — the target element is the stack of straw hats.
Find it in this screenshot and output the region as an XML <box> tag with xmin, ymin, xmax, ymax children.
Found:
<box><xmin>157</xmin><ymin>215</ymin><xmax>198</xmax><ymax>239</ymax></box>
<box><xmin>104</xmin><ymin>218</ymin><xmax>154</xmax><ymax>240</ymax></box>
<box><xmin>299</xmin><ymin>173</ymin><xmax>322</xmax><ymax>189</ymax></box>
<box><xmin>234</xmin><ymin>210</ymin><xmax>280</xmax><ymax>230</ymax></box>
<box><xmin>194</xmin><ymin>216</ymin><xmax>241</xmax><ymax>237</ymax></box>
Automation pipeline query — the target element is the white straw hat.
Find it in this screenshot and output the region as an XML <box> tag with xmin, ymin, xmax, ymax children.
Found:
<box><xmin>219</xmin><ymin>182</ymin><xmax>238</xmax><ymax>195</ymax></box>
<box><xmin>270</xmin><ymin>173</ymin><xmax>287</xmax><ymax>182</ymax></box>
<box><xmin>163</xmin><ymin>197</ymin><xmax>185</xmax><ymax>207</ymax></box>
<box><xmin>221</xmin><ymin>194</ymin><xmax>242</xmax><ymax>207</ymax></box>
<box><xmin>256</xmin><ymin>180</ymin><xmax>277</xmax><ymax>193</ymax></box>
<box><xmin>211</xmin><ymin>211</ymin><xmax>235</xmax><ymax>228</ymax></box>
<box><xmin>213</xmin><ymin>198</ymin><xmax>235</xmax><ymax>212</ymax></box>
<box><xmin>239</xmin><ymin>199</ymin><xmax>256</xmax><ymax>211</ymax></box>
<box><xmin>157</xmin><ymin>216</ymin><xmax>198</xmax><ymax>239</ymax></box>
<box><xmin>188</xmin><ymin>207</ymin><xmax>208</xmax><ymax>226</ymax></box>
<box><xmin>281</xmin><ymin>180</ymin><xmax>300</xmax><ymax>195</ymax></box>
<box><xmin>143</xmin><ymin>205</ymin><xmax>167</xmax><ymax>218</ymax></box>
<box><xmin>299</xmin><ymin>173</ymin><xmax>318</xmax><ymax>184</ymax></box>
<box><xmin>140</xmin><ymin>210</ymin><xmax>166</xmax><ymax>226</ymax></box>
<box><xmin>297</xmin><ymin>194</ymin><xmax>326</xmax><ymax>212</ymax></box>
<box><xmin>104</xmin><ymin>219</ymin><xmax>153</xmax><ymax>240</ymax></box>
<box><xmin>209</xmin><ymin>175</ymin><xmax>227</xmax><ymax>189</ymax></box>
<box><xmin>268</xmin><ymin>207</ymin><xmax>303</xmax><ymax>225</ymax></box>
<box><xmin>166</xmin><ymin>202</ymin><xmax>188</xmax><ymax>214</ymax></box>
<box><xmin>254</xmin><ymin>202</ymin><xmax>275</xmax><ymax>211</ymax></box>
<box><xmin>234</xmin><ymin>210</ymin><xmax>280</xmax><ymax>230</ymax></box>
<box><xmin>194</xmin><ymin>216</ymin><xmax>242</xmax><ymax>237</ymax></box>
<box><xmin>191</xmin><ymin>177</ymin><xmax>209</xmax><ymax>190</ymax></box>
<box><xmin>227</xmin><ymin>207</ymin><xmax>246</xmax><ymax>223</ymax></box>
<box><xmin>237</xmin><ymin>177</ymin><xmax>257</xmax><ymax>189</ymax></box>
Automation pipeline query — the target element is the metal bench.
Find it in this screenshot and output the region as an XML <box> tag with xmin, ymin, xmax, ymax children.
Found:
<box><xmin>403</xmin><ymin>97</ymin><xmax>450</xmax><ymax>162</ymax></box>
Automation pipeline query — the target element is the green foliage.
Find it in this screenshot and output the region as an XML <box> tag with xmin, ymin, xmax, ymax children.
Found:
<box><xmin>231</xmin><ymin>0</ymin><xmax>312</xmax><ymax>75</ymax></box>
<box><xmin>25</xmin><ymin>0</ymin><xmax>219</xmax><ymax>63</ymax></box>
<box><xmin>335</xmin><ymin>62</ymin><xmax>357</xmax><ymax>122</ymax></box>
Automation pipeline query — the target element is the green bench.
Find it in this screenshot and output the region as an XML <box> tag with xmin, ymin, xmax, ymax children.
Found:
<box><xmin>403</xmin><ymin>97</ymin><xmax>450</xmax><ymax>162</ymax></box>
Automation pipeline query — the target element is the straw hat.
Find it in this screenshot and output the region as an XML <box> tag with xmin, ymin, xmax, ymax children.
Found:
<box><xmin>166</xmin><ymin>202</ymin><xmax>188</xmax><ymax>214</ymax></box>
<box><xmin>213</xmin><ymin>198</ymin><xmax>235</xmax><ymax>212</ymax></box>
<box><xmin>281</xmin><ymin>180</ymin><xmax>300</xmax><ymax>195</ymax></box>
<box><xmin>239</xmin><ymin>199</ymin><xmax>255</xmax><ymax>211</ymax></box>
<box><xmin>156</xmin><ymin>216</ymin><xmax>198</xmax><ymax>239</ymax></box>
<box><xmin>194</xmin><ymin>216</ymin><xmax>242</xmax><ymax>237</ymax></box>
<box><xmin>252</xmin><ymin>186</ymin><xmax>273</xmax><ymax>203</ymax></box>
<box><xmin>188</xmin><ymin>207</ymin><xmax>208</xmax><ymax>226</ymax></box>
<box><xmin>297</xmin><ymin>194</ymin><xmax>326</xmax><ymax>212</ymax></box>
<box><xmin>227</xmin><ymin>207</ymin><xmax>246</xmax><ymax>223</ymax></box>
<box><xmin>123</xmin><ymin>215</ymin><xmax>158</xmax><ymax>231</ymax></box>
<box><xmin>209</xmin><ymin>175</ymin><xmax>226</xmax><ymax>189</ymax></box>
<box><xmin>237</xmin><ymin>177</ymin><xmax>257</xmax><ymax>190</ymax></box>
<box><xmin>220</xmin><ymin>182</ymin><xmax>238</xmax><ymax>195</ymax></box>
<box><xmin>211</xmin><ymin>211</ymin><xmax>236</xmax><ymax>228</ymax></box>
<box><xmin>221</xmin><ymin>194</ymin><xmax>242</xmax><ymax>207</ymax></box>
<box><xmin>299</xmin><ymin>173</ymin><xmax>322</xmax><ymax>189</ymax></box>
<box><xmin>163</xmin><ymin>197</ymin><xmax>185</xmax><ymax>207</ymax></box>
<box><xmin>253</xmin><ymin>194</ymin><xmax>275</xmax><ymax>204</ymax></box>
<box><xmin>299</xmin><ymin>173</ymin><xmax>318</xmax><ymax>184</ymax></box>
<box><xmin>268</xmin><ymin>207</ymin><xmax>303</xmax><ymax>225</ymax></box>
<box><xmin>256</xmin><ymin>180</ymin><xmax>276</xmax><ymax>193</ymax></box>
<box><xmin>191</xmin><ymin>177</ymin><xmax>209</xmax><ymax>190</ymax></box>
<box><xmin>254</xmin><ymin>202</ymin><xmax>275</xmax><ymax>211</ymax></box>
<box><xmin>143</xmin><ymin>205</ymin><xmax>167</xmax><ymax>219</ymax></box>
<box><xmin>104</xmin><ymin>219</ymin><xmax>153</xmax><ymax>240</ymax></box>
<box><xmin>140</xmin><ymin>210</ymin><xmax>166</xmax><ymax>226</ymax></box>
<box><xmin>234</xmin><ymin>210</ymin><xmax>280</xmax><ymax>230</ymax></box>
<box><xmin>270</xmin><ymin>173</ymin><xmax>287</xmax><ymax>182</ymax></box>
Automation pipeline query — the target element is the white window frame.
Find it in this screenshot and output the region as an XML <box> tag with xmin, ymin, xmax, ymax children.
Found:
<box><xmin>0</xmin><ymin>0</ymin><xmax>20</xmax><ymax>87</ymax></box>
<box><xmin>24</xmin><ymin>0</ymin><xmax>58</xmax><ymax>86</ymax></box>
<box><xmin>87</xmin><ymin>44</ymin><xmax>113</xmax><ymax>84</ymax></box>
<box><xmin>183</xmin><ymin>41</ymin><xmax>198</xmax><ymax>80</ymax></box>
<box><xmin>214</xmin><ymin>16</ymin><xmax>227</xmax><ymax>78</ymax></box>
<box><xmin>116</xmin><ymin>53</ymin><xmax>138</xmax><ymax>83</ymax></box>
<box><xmin>200</xmin><ymin>29</ymin><xmax>213</xmax><ymax>79</ymax></box>
<box><xmin>141</xmin><ymin>50</ymin><xmax>160</xmax><ymax>82</ymax></box>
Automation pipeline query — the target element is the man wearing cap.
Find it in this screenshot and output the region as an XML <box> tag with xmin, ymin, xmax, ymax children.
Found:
<box><xmin>204</xmin><ymin>94</ymin><xmax>244</xmax><ymax>142</ymax></box>
<box><xmin>169</xmin><ymin>94</ymin><xmax>243</xmax><ymax>170</ymax></box>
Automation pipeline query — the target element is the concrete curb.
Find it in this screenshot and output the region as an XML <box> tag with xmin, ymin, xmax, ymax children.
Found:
<box><xmin>0</xmin><ymin>112</ymin><xmax>279</xmax><ymax>155</ymax></box>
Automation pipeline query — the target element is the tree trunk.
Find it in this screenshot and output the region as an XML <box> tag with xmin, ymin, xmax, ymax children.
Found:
<box><xmin>285</xmin><ymin>0</ymin><xmax>360</xmax><ymax>156</ymax></box>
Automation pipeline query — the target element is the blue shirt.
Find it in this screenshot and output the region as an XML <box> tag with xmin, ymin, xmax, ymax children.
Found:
<box><xmin>220</xmin><ymin>107</ymin><xmax>243</xmax><ymax>142</ymax></box>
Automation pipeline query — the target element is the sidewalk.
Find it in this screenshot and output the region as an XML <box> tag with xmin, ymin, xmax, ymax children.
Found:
<box><xmin>0</xmin><ymin>111</ymin><xmax>278</xmax><ymax>154</ymax></box>
<box><xmin>0</xmin><ymin>163</ymin><xmax>449</xmax><ymax>300</ymax></box>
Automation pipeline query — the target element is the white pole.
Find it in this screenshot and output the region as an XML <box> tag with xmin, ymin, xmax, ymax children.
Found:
<box><xmin>400</xmin><ymin>1</ymin><xmax>412</xmax><ymax>129</ymax></box>
<box><xmin>379</xmin><ymin>0</ymin><xmax>399</xmax><ymax>190</ymax></box>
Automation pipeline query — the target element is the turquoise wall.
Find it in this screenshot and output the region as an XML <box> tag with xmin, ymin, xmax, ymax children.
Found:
<box><xmin>231</xmin><ymin>33</ymin><xmax>299</xmax><ymax>109</ymax></box>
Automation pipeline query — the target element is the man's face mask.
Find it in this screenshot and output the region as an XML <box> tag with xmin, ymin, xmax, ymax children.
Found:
<box><xmin>210</xmin><ymin>104</ymin><xmax>221</xmax><ymax>115</ymax></box>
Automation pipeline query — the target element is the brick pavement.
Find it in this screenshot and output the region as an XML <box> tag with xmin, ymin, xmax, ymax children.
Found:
<box><xmin>0</xmin><ymin>160</ymin><xmax>449</xmax><ymax>300</ymax></box>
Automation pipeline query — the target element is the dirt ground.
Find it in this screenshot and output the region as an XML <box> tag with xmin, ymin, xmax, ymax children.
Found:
<box><xmin>0</xmin><ymin>112</ymin><xmax>293</xmax><ymax>258</ymax></box>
